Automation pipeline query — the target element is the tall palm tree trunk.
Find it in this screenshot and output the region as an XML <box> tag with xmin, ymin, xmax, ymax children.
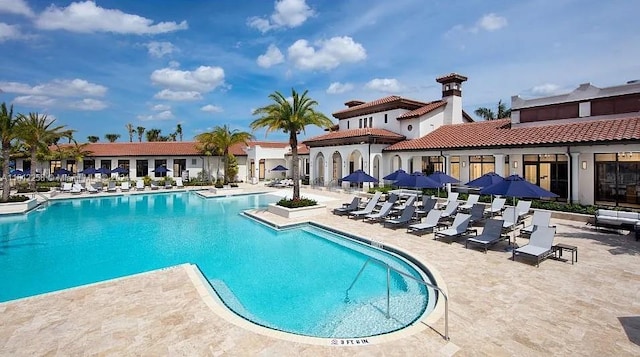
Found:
<box><xmin>290</xmin><ymin>133</ymin><xmax>300</xmax><ymax>200</ymax></box>
<box><xmin>2</xmin><ymin>146</ymin><xmax>11</xmax><ymax>201</ymax></box>
<box><xmin>30</xmin><ymin>151</ymin><xmax>37</xmax><ymax>191</ymax></box>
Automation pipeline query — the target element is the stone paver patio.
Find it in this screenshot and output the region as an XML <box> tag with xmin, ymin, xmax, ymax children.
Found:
<box><xmin>1</xmin><ymin>185</ymin><xmax>639</xmax><ymax>356</ymax></box>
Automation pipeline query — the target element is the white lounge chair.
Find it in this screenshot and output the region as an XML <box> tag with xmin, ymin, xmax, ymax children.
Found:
<box><xmin>439</xmin><ymin>201</ymin><xmax>459</xmax><ymax>220</ymax></box>
<box><xmin>384</xmin><ymin>205</ymin><xmax>416</xmax><ymax>229</ymax></box>
<box><xmin>468</xmin><ymin>203</ymin><xmax>486</xmax><ymax>226</ymax></box>
<box><xmin>434</xmin><ymin>213</ymin><xmax>472</xmax><ymax>242</ymax></box>
<box><xmin>466</xmin><ymin>219</ymin><xmax>508</xmax><ymax>253</ymax></box>
<box><xmin>364</xmin><ymin>202</ymin><xmax>394</xmax><ymax>223</ymax></box>
<box><xmin>415</xmin><ymin>196</ymin><xmax>437</xmax><ymax>217</ymax></box>
<box><xmin>120</xmin><ymin>181</ymin><xmax>131</xmax><ymax>192</ymax></box>
<box><xmin>459</xmin><ymin>194</ymin><xmax>480</xmax><ymax>212</ymax></box>
<box><xmin>136</xmin><ymin>180</ymin><xmax>145</xmax><ymax>191</ymax></box>
<box><xmin>512</xmin><ymin>226</ymin><xmax>556</xmax><ymax>267</ymax></box>
<box><xmin>520</xmin><ymin>210</ymin><xmax>553</xmax><ymax>238</ymax></box>
<box><xmin>407</xmin><ymin>209</ymin><xmax>443</xmax><ymax>235</ymax></box>
<box><xmin>164</xmin><ymin>180</ymin><xmax>173</xmax><ymax>189</ymax></box>
<box><xmin>333</xmin><ymin>197</ymin><xmax>361</xmax><ymax>216</ymax></box>
<box><xmin>87</xmin><ymin>184</ymin><xmax>99</xmax><ymax>194</ymax></box>
<box><xmin>107</xmin><ymin>181</ymin><xmax>117</xmax><ymax>192</ymax></box>
<box><xmin>70</xmin><ymin>183</ymin><xmax>83</xmax><ymax>195</ymax></box>
<box><xmin>61</xmin><ymin>182</ymin><xmax>72</xmax><ymax>192</ymax></box>
<box><xmin>175</xmin><ymin>178</ymin><xmax>184</xmax><ymax>188</ymax></box>
<box><xmin>349</xmin><ymin>191</ymin><xmax>382</xmax><ymax>220</ymax></box>
<box><xmin>515</xmin><ymin>200</ymin><xmax>532</xmax><ymax>220</ymax></box>
<box><xmin>484</xmin><ymin>197</ymin><xmax>506</xmax><ymax>217</ymax></box>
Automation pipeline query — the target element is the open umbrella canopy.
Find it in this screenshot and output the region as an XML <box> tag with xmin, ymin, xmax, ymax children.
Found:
<box><xmin>383</xmin><ymin>169</ymin><xmax>409</xmax><ymax>181</ymax></box>
<box><xmin>10</xmin><ymin>169</ymin><xmax>24</xmax><ymax>176</ymax></box>
<box><xmin>395</xmin><ymin>172</ymin><xmax>441</xmax><ymax>189</ymax></box>
<box><xmin>96</xmin><ymin>167</ymin><xmax>111</xmax><ymax>175</ymax></box>
<box><xmin>271</xmin><ymin>164</ymin><xmax>288</xmax><ymax>171</ymax></box>
<box><xmin>80</xmin><ymin>167</ymin><xmax>98</xmax><ymax>175</ymax></box>
<box><xmin>111</xmin><ymin>167</ymin><xmax>129</xmax><ymax>174</ymax></box>
<box><xmin>341</xmin><ymin>169</ymin><xmax>378</xmax><ymax>183</ymax></box>
<box><xmin>466</xmin><ymin>172</ymin><xmax>504</xmax><ymax>188</ymax></box>
<box><xmin>152</xmin><ymin>166</ymin><xmax>171</xmax><ymax>173</ymax></box>
<box><xmin>53</xmin><ymin>168</ymin><xmax>72</xmax><ymax>176</ymax></box>
<box><xmin>480</xmin><ymin>174</ymin><xmax>559</xmax><ymax>198</ymax></box>
<box><xmin>426</xmin><ymin>171</ymin><xmax>460</xmax><ymax>186</ymax></box>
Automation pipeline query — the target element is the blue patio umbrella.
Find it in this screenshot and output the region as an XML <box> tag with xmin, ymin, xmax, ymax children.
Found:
<box><xmin>10</xmin><ymin>169</ymin><xmax>24</xmax><ymax>176</ymax></box>
<box><xmin>481</xmin><ymin>174</ymin><xmax>559</xmax><ymax>245</ymax></box>
<box><xmin>80</xmin><ymin>167</ymin><xmax>98</xmax><ymax>175</ymax></box>
<box><xmin>341</xmin><ymin>169</ymin><xmax>378</xmax><ymax>183</ymax></box>
<box><xmin>394</xmin><ymin>172</ymin><xmax>441</xmax><ymax>189</ymax></box>
<box><xmin>465</xmin><ymin>172</ymin><xmax>504</xmax><ymax>188</ymax></box>
<box><xmin>152</xmin><ymin>166</ymin><xmax>171</xmax><ymax>173</ymax></box>
<box><xmin>111</xmin><ymin>166</ymin><xmax>129</xmax><ymax>174</ymax></box>
<box><xmin>271</xmin><ymin>164</ymin><xmax>288</xmax><ymax>172</ymax></box>
<box><xmin>96</xmin><ymin>167</ymin><xmax>111</xmax><ymax>175</ymax></box>
<box><xmin>54</xmin><ymin>168</ymin><xmax>72</xmax><ymax>176</ymax></box>
<box><xmin>383</xmin><ymin>169</ymin><xmax>409</xmax><ymax>181</ymax></box>
<box><xmin>427</xmin><ymin>171</ymin><xmax>460</xmax><ymax>199</ymax></box>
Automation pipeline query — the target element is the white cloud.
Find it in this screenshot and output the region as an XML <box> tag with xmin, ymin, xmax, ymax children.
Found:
<box><xmin>257</xmin><ymin>44</ymin><xmax>284</xmax><ymax>68</ymax></box>
<box><xmin>153</xmin><ymin>89</ymin><xmax>202</xmax><ymax>101</ymax></box>
<box><xmin>0</xmin><ymin>0</ymin><xmax>35</xmax><ymax>18</ymax></box>
<box><xmin>201</xmin><ymin>104</ymin><xmax>223</xmax><ymax>113</ymax></box>
<box><xmin>35</xmin><ymin>1</ymin><xmax>188</xmax><ymax>34</ymax></box>
<box><xmin>477</xmin><ymin>13</ymin><xmax>508</xmax><ymax>32</ymax></box>
<box><xmin>146</xmin><ymin>41</ymin><xmax>176</xmax><ymax>58</ymax></box>
<box><xmin>12</xmin><ymin>95</ymin><xmax>55</xmax><ymax>107</ymax></box>
<box><xmin>365</xmin><ymin>78</ymin><xmax>401</xmax><ymax>93</ymax></box>
<box><xmin>69</xmin><ymin>98</ymin><xmax>107</xmax><ymax>111</ymax></box>
<box><xmin>527</xmin><ymin>83</ymin><xmax>566</xmax><ymax>97</ymax></box>
<box><xmin>0</xmin><ymin>79</ymin><xmax>107</xmax><ymax>97</ymax></box>
<box><xmin>150</xmin><ymin>65</ymin><xmax>225</xmax><ymax>92</ymax></box>
<box><xmin>247</xmin><ymin>0</ymin><xmax>314</xmax><ymax>33</ymax></box>
<box><xmin>137</xmin><ymin>110</ymin><xmax>175</xmax><ymax>121</ymax></box>
<box><xmin>287</xmin><ymin>36</ymin><xmax>367</xmax><ymax>70</ymax></box>
<box><xmin>326</xmin><ymin>82</ymin><xmax>354</xmax><ymax>94</ymax></box>
<box><xmin>0</xmin><ymin>23</ymin><xmax>23</xmax><ymax>42</ymax></box>
<box><xmin>151</xmin><ymin>104</ymin><xmax>170</xmax><ymax>111</ymax></box>
<box><xmin>168</xmin><ymin>60</ymin><xmax>180</xmax><ymax>68</ymax></box>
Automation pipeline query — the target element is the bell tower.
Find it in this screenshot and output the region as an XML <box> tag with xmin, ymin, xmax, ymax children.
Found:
<box><xmin>436</xmin><ymin>73</ymin><xmax>468</xmax><ymax>125</ymax></box>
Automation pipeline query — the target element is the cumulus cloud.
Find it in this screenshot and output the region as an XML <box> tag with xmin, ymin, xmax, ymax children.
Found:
<box><xmin>0</xmin><ymin>78</ymin><xmax>107</xmax><ymax>97</ymax></box>
<box><xmin>247</xmin><ymin>0</ymin><xmax>314</xmax><ymax>33</ymax></box>
<box><xmin>0</xmin><ymin>0</ymin><xmax>35</xmax><ymax>18</ymax></box>
<box><xmin>326</xmin><ymin>82</ymin><xmax>354</xmax><ymax>94</ymax></box>
<box><xmin>153</xmin><ymin>89</ymin><xmax>202</xmax><ymax>101</ymax></box>
<box><xmin>288</xmin><ymin>36</ymin><xmax>366</xmax><ymax>71</ymax></box>
<box><xmin>201</xmin><ymin>104</ymin><xmax>223</xmax><ymax>113</ymax></box>
<box><xmin>0</xmin><ymin>23</ymin><xmax>24</xmax><ymax>42</ymax></box>
<box><xmin>69</xmin><ymin>98</ymin><xmax>107</xmax><ymax>111</ymax></box>
<box><xmin>365</xmin><ymin>78</ymin><xmax>401</xmax><ymax>93</ymax></box>
<box><xmin>35</xmin><ymin>1</ymin><xmax>188</xmax><ymax>34</ymax></box>
<box><xmin>527</xmin><ymin>83</ymin><xmax>566</xmax><ymax>97</ymax></box>
<box><xmin>12</xmin><ymin>95</ymin><xmax>56</xmax><ymax>107</ymax></box>
<box><xmin>146</xmin><ymin>41</ymin><xmax>176</xmax><ymax>58</ymax></box>
<box><xmin>150</xmin><ymin>65</ymin><xmax>225</xmax><ymax>92</ymax></box>
<box><xmin>477</xmin><ymin>13</ymin><xmax>508</xmax><ymax>32</ymax></box>
<box><xmin>151</xmin><ymin>104</ymin><xmax>170</xmax><ymax>111</ymax></box>
<box><xmin>257</xmin><ymin>44</ymin><xmax>285</xmax><ymax>68</ymax></box>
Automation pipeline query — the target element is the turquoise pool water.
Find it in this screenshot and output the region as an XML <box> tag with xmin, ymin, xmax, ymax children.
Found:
<box><xmin>0</xmin><ymin>192</ymin><xmax>432</xmax><ymax>338</ymax></box>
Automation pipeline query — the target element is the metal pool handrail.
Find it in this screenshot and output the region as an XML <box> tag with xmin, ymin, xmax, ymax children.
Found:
<box><xmin>345</xmin><ymin>257</ymin><xmax>450</xmax><ymax>340</ymax></box>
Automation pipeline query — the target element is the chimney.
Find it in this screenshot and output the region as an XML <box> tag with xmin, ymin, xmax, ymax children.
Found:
<box><xmin>344</xmin><ymin>100</ymin><xmax>365</xmax><ymax>108</ymax></box>
<box><xmin>436</xmin><ymin>73</ymin><xmax>468</xmax><ymax>125</ymax></box>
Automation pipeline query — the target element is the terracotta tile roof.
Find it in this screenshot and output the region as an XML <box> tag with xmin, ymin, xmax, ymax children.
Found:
<box><xmin>304</xmin><ymin>128</ymin><xmax>405</xmax><ymax>144</ymax></box>
<box><xmin>384</xmin><ymin>117</ymin><xmax>640</xmax><ymax>151</ymax></box>
<box><xmin>52</xmin><ymin>141</ymin><xmax>277</xmax><ymax>157</ymax></box>
<box><xmin>286</xmin><ymin>144</ymin><xmax>309</xmax><ymax>155</ymax></box>
<box><xmin>332</xmin><ymin>95</ymin><xmax>428</xmax><ymax>119</ymax></box>
<box><xmin>397</xmin><ymin>100</ymin><xmax>447</xmax><ymax>120</ymax></box>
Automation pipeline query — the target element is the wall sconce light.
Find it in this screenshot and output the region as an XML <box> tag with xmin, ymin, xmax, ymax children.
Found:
<box><xmin>581</xmin><ymin>161</ymin><xmax>587</xmax><ymax>170</ymax></box>
<box><xmin>461</xmin><ymin>161</ymin><xmax>466</xmax><ymax>167</ymax></box>
<box><xmin>512</xmin><ymin>161</ymin><xmax>519</xmax><ymax>169</ymax></box>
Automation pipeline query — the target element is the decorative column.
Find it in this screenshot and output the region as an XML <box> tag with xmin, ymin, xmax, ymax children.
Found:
<box><xmin>570</xmin><ymin>152</ymin><xmax>580</xmax><ymax>203</ymax></box>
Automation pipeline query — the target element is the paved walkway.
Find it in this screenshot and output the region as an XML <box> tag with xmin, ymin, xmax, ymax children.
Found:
<box><xmin>1</xmin><ymin>185</ymin><xmax>639</xmax><ymax>356</ymax></box>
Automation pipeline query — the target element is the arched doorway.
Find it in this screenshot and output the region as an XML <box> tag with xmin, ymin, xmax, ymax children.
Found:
<box><xmin>392</xmin><ymin>155</ymin><xmax>402</xmax><ymax>171</ymax></box>
<box><xmin>372</xmin><ymin>155</ymin><xmax>381</xmax><ymax>180</ymax></box>
<box><xmin>332</xmin><ymin>151</ymin><xmax>343</xmax><ymax>185</ymax></box>
<box><xmin>348</xmin><ymin>150</ymin><xmax>363</xmax><ymax>174</ymax></box>
<box><xmin>314</xmin><ymin>153</ymin><xmax>325</xmax><ymax>185</ymax></box>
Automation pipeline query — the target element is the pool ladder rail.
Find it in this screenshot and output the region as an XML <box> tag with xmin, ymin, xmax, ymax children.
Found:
<box><xmin>344</xmin><ymin>257</ymin><xmax>450</xmax><ymax>341</ymax></box>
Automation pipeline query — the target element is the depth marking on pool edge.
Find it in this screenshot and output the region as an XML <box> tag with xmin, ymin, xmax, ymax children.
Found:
<box><xmin>330</xmin><ymin>338</ymin><xmax>370</xmax><ymax>346</ymax></box>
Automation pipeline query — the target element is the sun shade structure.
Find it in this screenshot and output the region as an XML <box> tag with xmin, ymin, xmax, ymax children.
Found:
<box><xmin>383</xmin><ymin>169</ymin><xmax>409</xmax><ymax>181</ymax></box>
<box><xmin>395</xmin><ymin>172</ymin><xmax>441</xmax><ymax>189</ymax></box>
<box><xmin>152</xmin><ymin>166</ymin><xmax>171</xmax><ymax>173</ymax></box>
<box><xmin>271</xmin><ymin>165</ymin><xmax>288</xmax><ymax>171</ymax></box>
<box><xmin>80</xmin><ymin>167</ymin><xmax>98</xmax><ymax>175</ymax></box>
<box><xmin>111</xmin><ymin>167</ymin><xmax>129</xmax><ymax>174</ymax></box>
<box><xmin>427</xmin><ymin>171</ymin><xmax>460</xmax><ymax>186</ymax></box>
<box><xmin>465</xmin><ymin>172</ymin><xmax>504</xmax><ymax>188</ymax></box>
<box><xmin>53</xmin><ymin>168</ymin><xmax>72</xmax><ymax>176</ymax></box>
<box><xmin>341</xmin><ymin>169</ymin><xmax>378</xmax><ymax>183</ymax></box>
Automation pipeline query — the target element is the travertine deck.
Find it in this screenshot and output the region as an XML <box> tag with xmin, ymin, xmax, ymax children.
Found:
<box><xmin>1</xmin><ymin>185</ymin><xmax>639</xmax><ymax>356</ymax></box>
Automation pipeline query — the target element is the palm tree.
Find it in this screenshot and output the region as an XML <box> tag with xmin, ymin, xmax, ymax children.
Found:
<box><xmin>194</xmin><ymin>131</ymin><xmax>221</xmax><ymax>183</ymax></box>
<box><xmin>104</xmin><ymin>133</ymin><xmax>120</xmax><ymax>142</ymax></box>
<box><xmin>87</xmin><ymin>135</ymin><xmax>99</xmax><ymax>143</ymax></box>
<box><xmin>136</xmin><ymin>126</ymin><xmax>145</xmax><ymax>142</ymax></box>
<box><xmin>125</xmin><ymin>123</ymin><xmax>135</xmax><ymax>142</ymax></box>
<box><xmin>0</xmin><ymin>103</ymin><xmax>19</xmax><ymax>201</ymax></box>
<box><xmin>146</xmin><ymin>128</ymin><xmax>161</xmax><ymax>142</ymax></box>
<box><xmin>176</xmin><ymin>123</ymin><xmax>183</xmax><ymax>141</ymax></box>
<box><xmin>251</xmin><ymin>89</ymin><xmax>333</xmax><ymax>199</ymax></box>
<box><xmin>474</xmin><ymin>100</ymin><xmax>511</xmax><ymax>120</ymax></box>
<box><xmin>60</xmin><ymin>140</ymin><xmax>93</xmax><ymax>170</ymax></box>
<box><xmin>15</xmin><ymin>112</ymin><xmax>69</xmax><ymax>190</ymax></box>
<box><xmin>197</xmin><ymin>125</ymin><xmax>253</xmax><ymax>184</ymax></box>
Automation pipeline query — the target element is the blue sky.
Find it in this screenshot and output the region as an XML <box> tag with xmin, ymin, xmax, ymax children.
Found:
<box><xmin>1</xmin><ymin>0</ymin><xmax>638</xmax><ymax>142</ymax></box>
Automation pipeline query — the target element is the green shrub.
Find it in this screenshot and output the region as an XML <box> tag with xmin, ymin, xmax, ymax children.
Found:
<box><xmin>1</xmin><ymin>195</ymin><xmax>30</xmax><ymax>203</ymax></box>
<box><xmin>276</xmin><ymin>197</ymin><xmax>317</xmax><ymax>208</ymax></box>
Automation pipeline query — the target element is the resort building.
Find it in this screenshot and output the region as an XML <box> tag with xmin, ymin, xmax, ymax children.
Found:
<box><xmin>304</xmin><ymin>74</ymin><xmax>640</xmax><ymax>208</ymax></box>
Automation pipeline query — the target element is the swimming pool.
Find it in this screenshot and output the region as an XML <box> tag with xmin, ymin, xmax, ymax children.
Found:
<box><xmin>0</xmin><ymin>192</ymin><xmax>434</xmax><ymax>338</ymax></box>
